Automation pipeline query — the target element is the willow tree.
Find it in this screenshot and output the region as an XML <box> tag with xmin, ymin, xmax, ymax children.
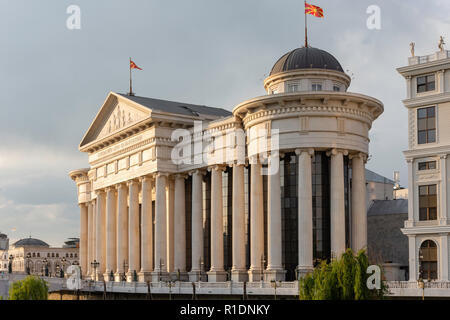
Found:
<box><xmin>299</xmin><ymin>249</ymin><xmax>386</xmax><ymax>300</ymax></box>
<box><xmin>9</xmin><ymin>276</ymin><xmax>48</xmax><ymax>300</ymax></box>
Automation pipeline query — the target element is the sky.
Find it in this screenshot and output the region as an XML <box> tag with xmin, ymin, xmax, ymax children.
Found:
<box><xmin>0</xmin><ymin>0</ymin><xmax>449</xmax><ymax>246</ymax></box>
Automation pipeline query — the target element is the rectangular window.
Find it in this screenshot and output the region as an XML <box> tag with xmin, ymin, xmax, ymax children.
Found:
<box><xmin>417</xmin><ymin>106</ymin><xmax>436</xmax><ymax>144</ymax></box>
<box><xmin>312</xmin><ymin>83</ymin><xmax>322</xmax><ymax>91</ymax></box>
<box><xmin>417</xmin><ymin>74</ymin><xmax>435</xmax><ymax>93</ymax></box>
<box><xmin>419</xmin><ymin>184</ymin><xmax>437</xmax><ymax>221</ymax></box>
<box><xmin>418</xmin><ymin>161</ymin><xmax>437</xmax><ymax>171</ymax></box>
<box><xmin>333</xmin><ymin>85</ymin><xmax>341</xmax><ymax>92</ymax></box>
<box><xmin>287</xmin><ymin>84</ymin><xmax>299</xmax><ymax>93</ymax></box>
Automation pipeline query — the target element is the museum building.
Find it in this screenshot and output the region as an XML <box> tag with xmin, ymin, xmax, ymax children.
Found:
<box><xmin>70</xmin><ymin>47</ymin><xmax>384</xmax><ymax>283</ymax></box>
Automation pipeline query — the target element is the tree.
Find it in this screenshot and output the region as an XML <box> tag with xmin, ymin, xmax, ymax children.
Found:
<box><xmin>299</xmin><ymin>249</ymin><xmax>387</xmax><ymax>300</ymax></box>
<box><xmin>8</xmin><ymin>276</ymin><xmax>48</xmax><ymax>300</ymax></box>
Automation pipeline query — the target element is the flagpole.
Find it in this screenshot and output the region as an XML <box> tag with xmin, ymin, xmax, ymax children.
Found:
<box><xmin>129</xmin><ymin>57</ymin><xmax>134</xmax><ymax>96</ymax></box>
<box><xmin>304</xmin><ymin>0</ymin><xmax>308</xmax><ymax>47</ymax></box>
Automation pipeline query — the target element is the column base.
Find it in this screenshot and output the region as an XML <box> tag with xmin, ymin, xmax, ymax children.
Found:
<box><xmin>94</xmin><ymin>271</ymin><xmax>104</xmax><ymax>282</ymax></box>
<box><xmin>103</xmin><ymin>271</ymin><xmax>116</xmax><ymax>282</ymax></box>
<box><xmin>188</xmin><ymin>271</ymin><xmax>207</xmax><ymax>282</ymax></box>
<box><xmin>264</xmin><ymin>268</ymin><xmax>286</xmax><ymax>282</ymax></box>
<box><xmin>114</xmin><ymin>272</ymin><xmax>125</xmax><ymax>282</ymax></box>
<box><xmin>126</xmin><ymin>271</ymin><xmax>139</xmax><ymax>282</ymax></box>
<box><xmin>207</xmin><ymin>270</ymin><xmax>227</xmax><ymax>282</ymax></box>
<box><xmin>248</xmin><ymin>269</ymin><xmax>264</xmax><ymax>282</ymax></box>
<box><xmin>170</xmin><ymin>271</ymin><xmax>189</xmax><ymax>282</ymax></box>
<box><xmin>296</xmin><ymin>266</ymin><xmax>314</xmax><ymax>279</ymax></box>
<box><xmin>231</xmin><ymin>269</ymin><xmax>248</xmax><ymax>282</ymax></box>
<box><xmin>138</xmin><ymin>271</ymin><xmax>153</xmax><ymax>283</ymax></box>
<box><xmin>151</xmin><ymin>271</ymin><xmax>169</xmax><ymax>282</ymax></box>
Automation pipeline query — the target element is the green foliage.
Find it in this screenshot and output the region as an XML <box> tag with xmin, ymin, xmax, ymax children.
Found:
<box><xmin>299</xmin><ymin>249</ymin><xmax>386</xmax><ymax>300</ymax></box>
<box><xmin>8</xmin><ymin>276</ymin><xmax>48</xmax><ymax>300</ymax></box>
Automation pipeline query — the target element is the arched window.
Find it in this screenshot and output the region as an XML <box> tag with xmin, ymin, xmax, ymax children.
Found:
<box><xmin>420</xmin><ymin>240</ymin><xmax>438</xmax><ymax>280</ymax></box>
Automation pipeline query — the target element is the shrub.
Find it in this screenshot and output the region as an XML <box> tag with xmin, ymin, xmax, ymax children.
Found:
<box><xmin>8</xmin><ymin>276</ymin><xmax>48</xmax><ymax>300</ymax></box>
<box><xmin>299</xmin><ymin>249</ymin><xmax>387</xmax><ymax>300</ymax></box>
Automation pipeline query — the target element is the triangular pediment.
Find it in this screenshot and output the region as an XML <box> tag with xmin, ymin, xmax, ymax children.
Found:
<box><xmin>79</xmin><ymin>92</ymin><xmax>151</xmax><ymax>149</ymax></box>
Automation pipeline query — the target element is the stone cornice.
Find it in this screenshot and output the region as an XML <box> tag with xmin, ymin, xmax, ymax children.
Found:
<box><xmin>397</xmin><ymin>57</ymin><xmax>450</xmax><ymax>77</ymax></box>
<box><xmin>403</xmin><ymin>146</ymin><xmax>450</xmax><ymax>160</ymax></box>
<box><xmin>69</xmin><ymin>169</ymin><xmax>90</xmax><ymax>183</ymax></box>
<box><xmin>402</xmin><ymin>92</ymin><xmax>450</xmax><ymax>108</ymax></box>
<box><xmin>233</xmin><ymin>92</ymin><xmax>383</xmax><ymax>127</ymax></box>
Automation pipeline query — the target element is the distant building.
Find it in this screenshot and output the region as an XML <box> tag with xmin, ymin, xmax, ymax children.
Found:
<box><xmin>365</xmin><ymin>169</ymin><xmax>395</xmax><ymax>207</ymax></box>
<box><xmin>367</xmin><ymin>199</ymin><xmax>409</xmax><ymax>280</ymax></box>
<box><xmin>8</xmin><ymin>237</ymin><xmax>79</xmax><ymax>276</ymax></box>
<box><xmin>0</xmin><ymin>233</ymin><xmax>9</xmax><ymax>272</ymax></box>
<box><xmin>63</xmin><ymin>238</ymin><xmax>80</xmax><ymax>248</ymax></box>
<box><xmin>398</xmin><ymin>44</ymin><xmax>450</xmax><ymax>282</ymax></box>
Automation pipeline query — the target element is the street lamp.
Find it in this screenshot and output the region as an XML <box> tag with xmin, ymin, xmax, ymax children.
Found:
<box><xmin>260</xmin><ymin>255</ymin><xmax>266</xmax><ymax>282</ymax></box>
<box><xmin>26</xmin><ymin>253</ymin><xmax>31</xmax><ymax>275</ymax></box>
<box><xmin>43</xmin><ymin>258</ymin><xmax>49</xmax><ymax>277</ymax></box>
<box><xmin>60</xmin><ymin>257</ymin><xmax>66</xmax><ymax>278</ymax></box>
<box><xmin>159</xmin><ymin>259</ymin><xmax>165</xmax><ymax>282</ymax></box>
<box><xmin>122</xmin><ymin>260</ymin><xmax>128</xmax><ymax>282</ymax></box>
<box><xmin>91</xmin><ymin>260</ymin><xmax>100</xmax><ymax>281</ymax></box>
<box><xmin>8</xmin><ymin>255</ymin><xmax>13</xmax><ymax>274</ymax></box>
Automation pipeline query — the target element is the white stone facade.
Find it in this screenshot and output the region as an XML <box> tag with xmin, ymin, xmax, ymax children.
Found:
<box><xmin>70</xmin><ymin>48</ymin><xmax>383</xmax><ymax>284</ymax></box>
<box><xmin>399</xmin><ymin>48</ymin><xmax>450</xmax><ymax>282</ymax></box>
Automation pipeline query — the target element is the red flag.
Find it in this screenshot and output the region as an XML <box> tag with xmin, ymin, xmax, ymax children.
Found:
<box><xmin>130</xmin><ymin>60</ymin><xmax>142</xmax><ymax>70</ymax></box>
<box><xmin>305</xmin><ymin>3</ymin><xmax>324</xmax><ymax>18</ymax></box>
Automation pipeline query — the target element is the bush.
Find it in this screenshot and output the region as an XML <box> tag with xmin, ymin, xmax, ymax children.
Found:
<box><xmin>299</xmin><ymin>249</ymin><xmax>387</xmax><ymax>300</ymax></box>
<box><xmin>8</xmin><ymin>276</ymin><xmax>49</xmax><ymax>300</ymax></box>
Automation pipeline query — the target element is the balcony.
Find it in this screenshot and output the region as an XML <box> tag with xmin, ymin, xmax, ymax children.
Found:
<box><xmin>409</xmin><ymin>51</ymin><xmax>450</xmax><ymax>66</ymax></box>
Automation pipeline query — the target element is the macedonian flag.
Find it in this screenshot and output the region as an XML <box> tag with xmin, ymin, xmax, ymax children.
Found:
<box><xmin>305</xmin><ymin>3</ymin><xmax>324</xmax><ymax>18</ymax></box>
<box><xmin>130</xmin><ymin>59</ymin><xmax>143</xmax><ymax>70</ymax></box>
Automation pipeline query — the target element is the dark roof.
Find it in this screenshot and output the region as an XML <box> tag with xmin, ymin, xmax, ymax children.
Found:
<box><xmin>365</xmin><ymin>169</ymin><xmax>395</xmax><ymax>184</ymax></box>
<box><xmin>368</xmin><ymin>199</ymin><xmax>408</xmax><ymax>216</ymax></box>
<box><xmin>270</xmin><ymin>47</ymin><xmax>344</xmax><ymax>75</ymax></box>
<box><xmin>13</xmin><ymin>238</ymin><xmax>49</xmax><ymax>247</ymax></box>
<box><xmin>118</xmin><ymin>94</ymin><xmax>232</xmax><ymax>118</ymax></box>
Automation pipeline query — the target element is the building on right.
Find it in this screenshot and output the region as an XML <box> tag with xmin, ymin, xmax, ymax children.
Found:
<box><xmin>398</xmin><ymin>41</ymin><xmax>450</xmax><ymax>282</ymax></box>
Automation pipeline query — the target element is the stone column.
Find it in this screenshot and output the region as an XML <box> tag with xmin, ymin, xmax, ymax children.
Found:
<box><xmin>407</xmin><ymin>159</ymin><xmax>415</xmax><ymax>224</ymax></box>
<box><xmin>95</xmin><ymin>190</ymin><xmax>106</xmax><ymax>281</ymax></box>
<box><xmin>115</xmin><ymin>183</ymin><xmax>128</xmax><ymax>281</ymax></box>
<box><xmin>408</xmin><ymin>235</ymin><xmax>417</xmax><ymax>281</ymax></box>
<box><xmin>208</xmin><ymin>166</ymin><xmax>227</xmax><ymax>282</ymax></box>
<box><xmin>440</xmin><ymin>234</ymin><xmax>449</xmax><ymax>281</ymax></box>
<box><xmin>296</xmin><ymin>149</ymin><xmax>314</xmax><ymax>277</ymax></box>
<box><xmin>173</xmin><ymin>174</ymin><xmax>188</xmax><ymax>281</ymax></box>
<box><xmin>248</xmin><ymin>156</ymin><xmax>264</xmax><ymax>282</ymax></box>
<box><xmin>90</xmin><ymin>199</ymin><xmax>96</xmax><ymax>279</ymax></box>
<box><xmin>87</xmin><ymin>201</ymin><xmax>94</xmax><ymax>276</ymax></box>
<box><xmin>440</xmin><ymin>155</ymin><xmax>448</xmax><ymax>224</ymax></box>
<box><xmin>189</xmin><ymin>170</ymin><xmax>204</xmax><ymax>282</ymax></box>
<box><xmin>166</xmin><ymin>177</ymin><xmax>175</xmax><ymax>274</ymax></box>
<box><xmin>265</xmin><ymin>154</ymin><xmax>286</xmax><ymax>281</ymax></box>
<box><xmin>351</xmin><ymin>153</ymin><xmax>367</xmax><ymax>252</ymax></box>
<box><xmin>79</xmin><ymin>203</ymin><xmax>88</xmax><ymax>277</ymax></box>
<box><xmin>231</xmin><ymin>164</ymin><xmax>248</xmax><ymax>282</ymax></box>
<box><xmin>139</xmin><ymin>176</ymin><xmax>153</xmax><ymax>282</ymax></box>
<box><xmin>329</xmin><ymin>149</ymin><xmax>347</xmax><ymax>259</ymax></box>
<box><xmin>152</xmin><ymin>173</ymin><xmax>168</xmax><ymax>282</ymax></box>
<box><xmin>104</xmin><ymin>187</ymin><xmax>117</xmax><ymax>281</ymax></box>
<box><xmin>127</xmin><ymin>180</ymin><xmax>140</xmax><ymax>281</ymax></box>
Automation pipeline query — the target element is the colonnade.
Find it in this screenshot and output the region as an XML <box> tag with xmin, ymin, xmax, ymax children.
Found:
<box><xmin>78</xmin><ymin>149</ymin><xmax>367</xmax><ymax>282</ymax></box>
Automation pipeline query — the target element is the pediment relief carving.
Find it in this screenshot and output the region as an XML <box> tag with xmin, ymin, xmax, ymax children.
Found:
<box><xmin>97</xmin><ymin>103</ymin><xmax>148</xmax><ymax>140</ymax></box>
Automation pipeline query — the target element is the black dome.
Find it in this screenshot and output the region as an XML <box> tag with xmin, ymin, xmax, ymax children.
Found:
<box><xmin>270</xmin><ymin>47</ymin><xmax>344</xmax><ymax>75</ymax></box>
<box><xmin>13</xmin><ymin>238</ymin><xmax>49</xmax><ymax>247</ymax></box>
